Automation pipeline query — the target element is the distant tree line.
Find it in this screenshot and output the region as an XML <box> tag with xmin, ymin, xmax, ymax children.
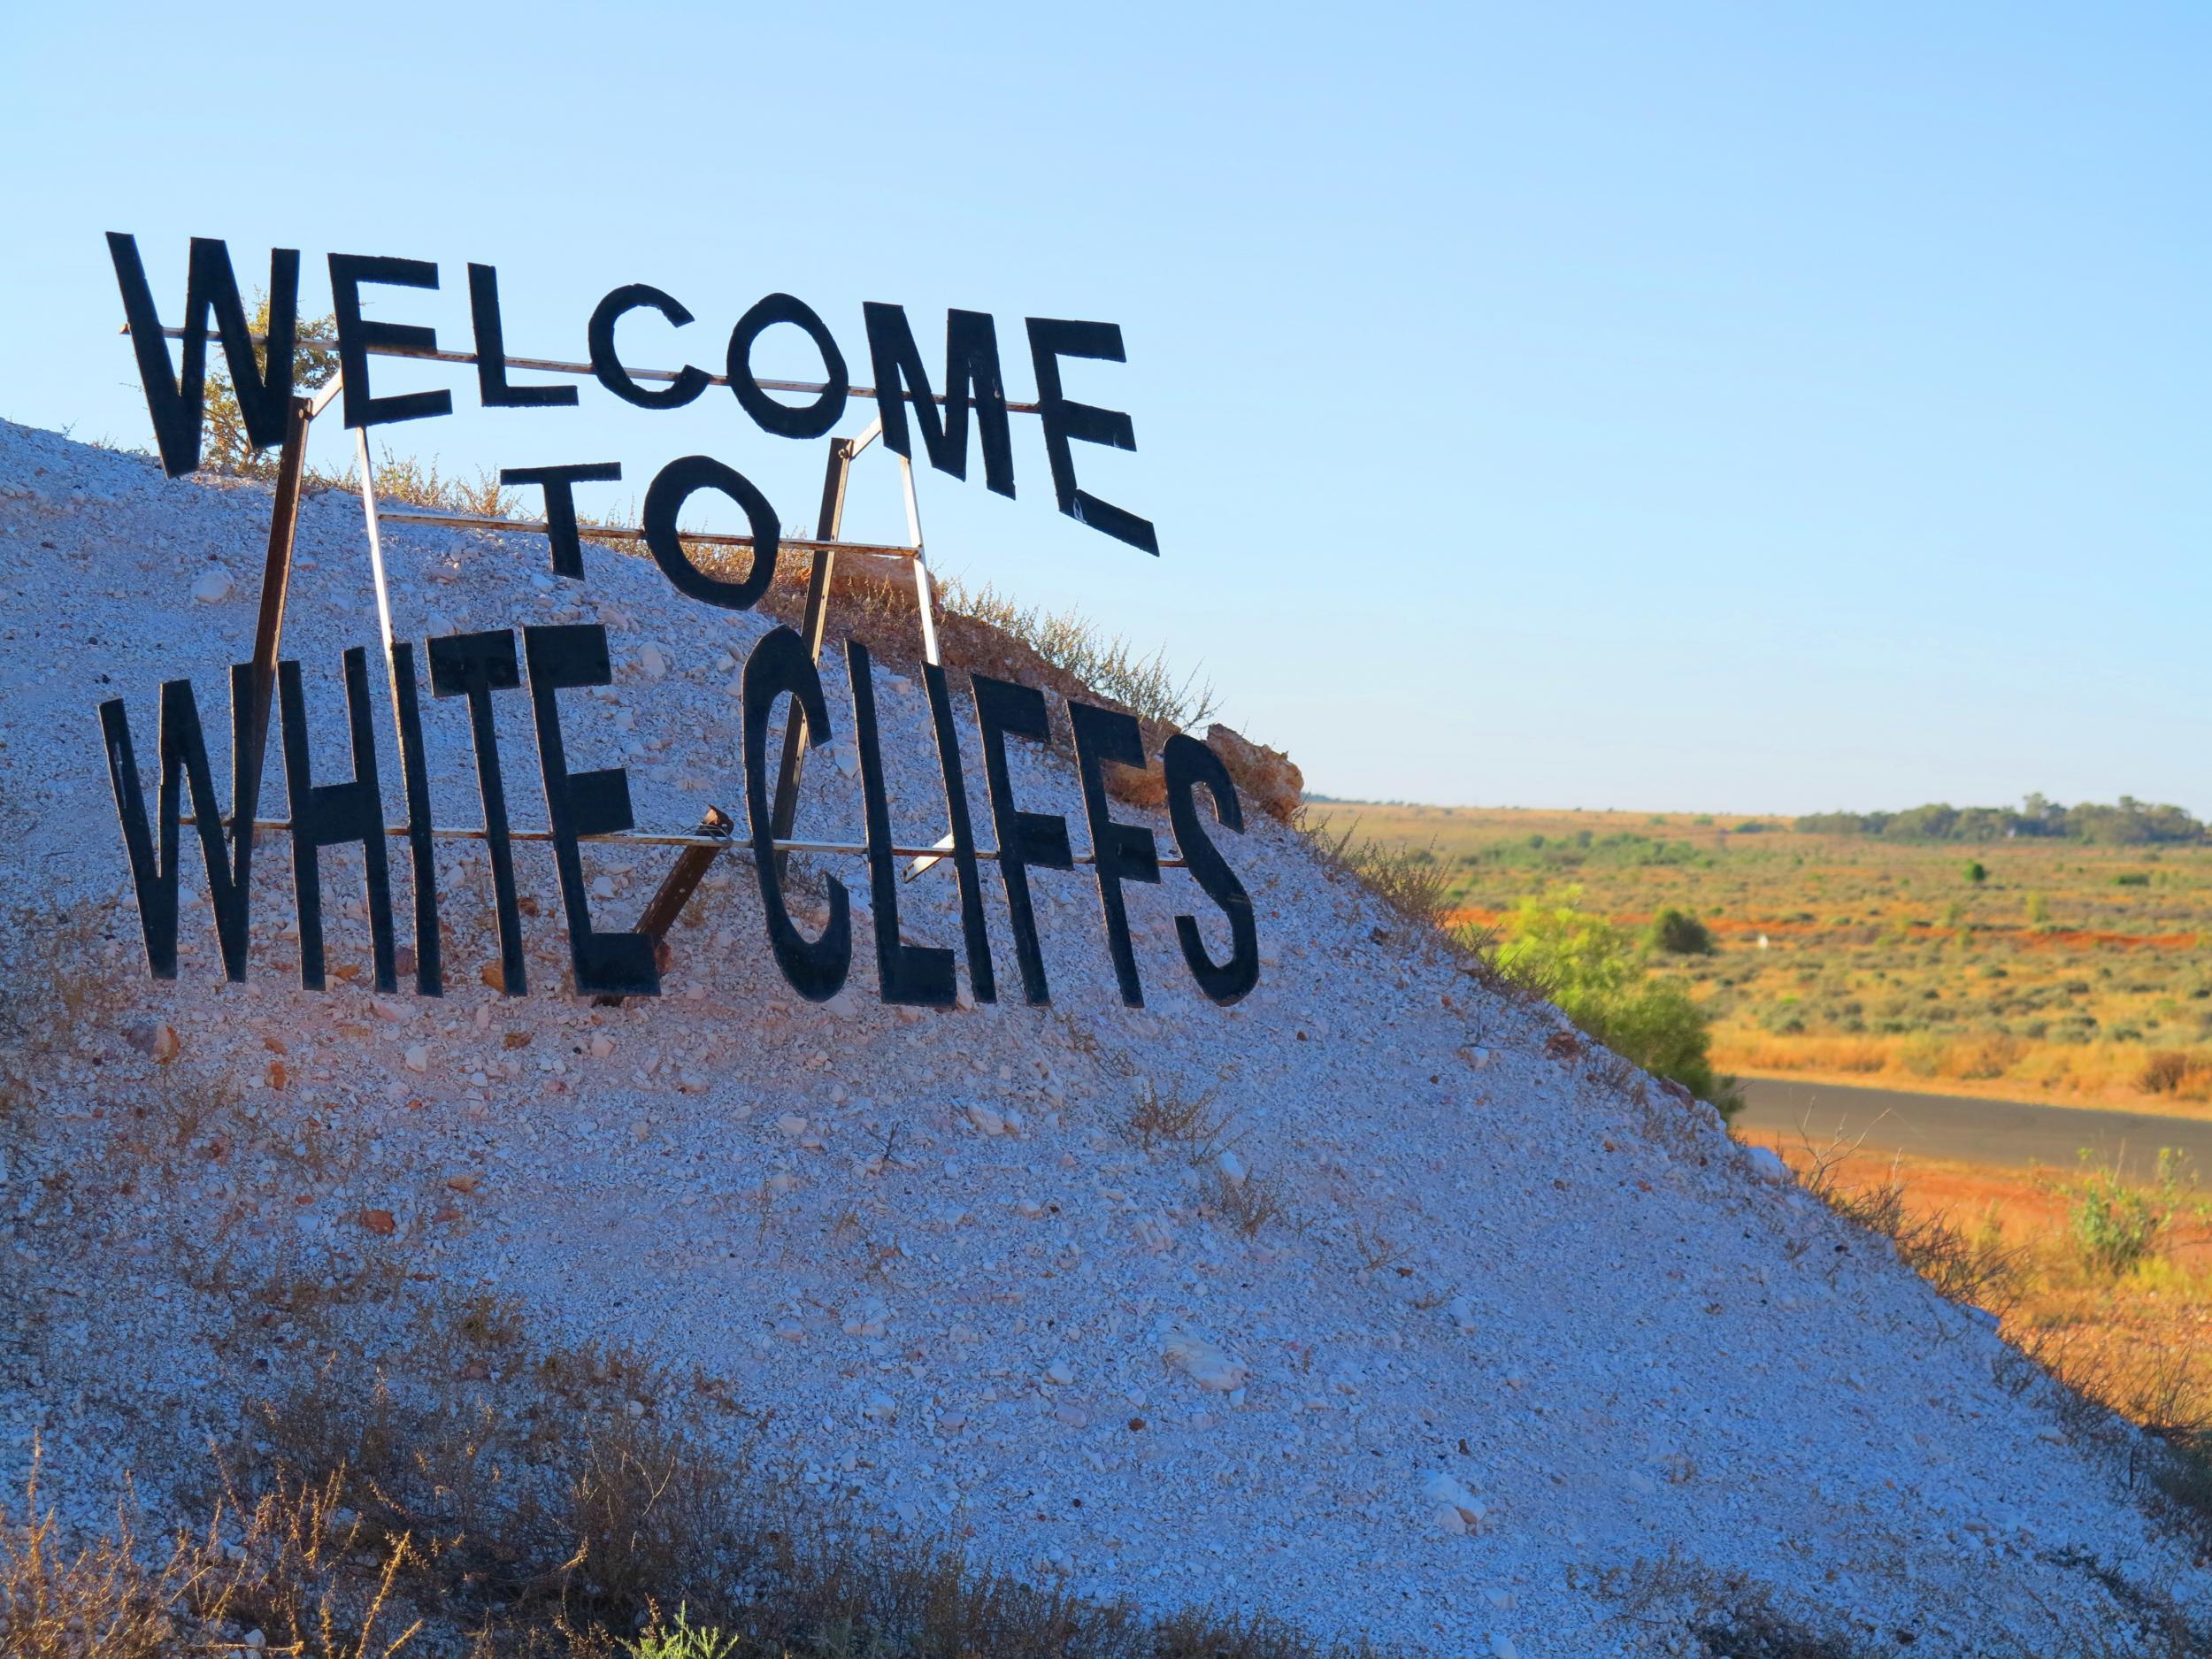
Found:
<box><xmin>1794</xmin><ymin>795</ymin><xmax>2204</xmax><ymax>846</ymax></box>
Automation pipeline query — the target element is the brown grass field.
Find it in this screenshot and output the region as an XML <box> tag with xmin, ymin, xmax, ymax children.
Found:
<box><xmin>1305</xmin><ymin>802</ymin><xmax>2212</xmax><ymax>1119</ymax></box>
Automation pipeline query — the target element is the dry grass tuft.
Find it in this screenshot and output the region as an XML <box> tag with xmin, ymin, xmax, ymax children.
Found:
<box><xmin>0</xmin><ymin>1446</ymin><xmax>420</xmax><ymax>1659</ymax></box>
<box><xmin>1124</xmin><ymin>1079</ymin><xmax>1245</xmax><ymax>1164</ymax></box>
<box><xmin>1792</xmin><ymin>1131</ymin><xmax>2025</xmax><ymax>1315</ymax></box>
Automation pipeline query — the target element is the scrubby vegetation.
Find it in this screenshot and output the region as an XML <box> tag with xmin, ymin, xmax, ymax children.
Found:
<box><xmin>1486</xmin><ymin>893</ymin><xmax>1741</xmax><ymax>1116</ymax></box>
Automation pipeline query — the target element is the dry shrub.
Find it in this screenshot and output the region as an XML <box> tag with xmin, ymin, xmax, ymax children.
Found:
<box><xmin>0</xmin><ymin>1448</ymin><xmax>419</xmax><ymax>1659</ymax></box>
<box><xmin>1212</xmin><ymin>1170</ymin><xmax>1291</xmax><ymax>1239</ymax></box>
<box><xmin>2138</xmin><ymin>1049</ymin><xmax>2212</xmax><ymax>1099</ymax></box>
<box><xmin>1298</xmin><ymin>812</ymin><xmax>1455</xmax><ymax>933</ymax></box>
<box><xmin>153</xmin><ymin>1306</ymin><xmax>1387</xmax><ymax>1659</ymax></box>
<box><xmin>1124</xmin><ymin>1079</ymin><xmax>1244</xmax><ymax>1163</ymax></box>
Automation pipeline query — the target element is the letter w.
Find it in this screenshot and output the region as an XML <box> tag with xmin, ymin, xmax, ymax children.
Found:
<box><xmin>98</xmin><ymin>666</ymin><xmax>260</xmax><ymax>980</ymax></box>
<box><xmin>106</xmin><ymin>233</ymin><xmax>300</xmax><ymax>477</ymax></box>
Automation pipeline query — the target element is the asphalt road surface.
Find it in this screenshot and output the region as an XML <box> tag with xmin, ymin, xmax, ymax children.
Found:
<box><xmin>1733</xmin><ymin>1076</ymin><xmax>2212</xmax><ymax>1179</ymax></box>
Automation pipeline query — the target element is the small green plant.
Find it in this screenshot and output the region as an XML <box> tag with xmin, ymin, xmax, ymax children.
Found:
<box><xmin>631</xmin><ymin>1607</ymin><xmax>741</xmax><ymax>1659</ymax></box>
<box><xmin>2065</xmin><ymin>1148</ymin><xmax>2197</xmax><ymax>1277</ymax></box>
<box><xmin>1963</xmin><ymin>859</ymin><xmax>1987</xmax><ymax>885</ymax></box>
<box><xmin>2027</xmin><ymin>891</ymin><xmax>2053</xmax><ymax>928</ymax></box>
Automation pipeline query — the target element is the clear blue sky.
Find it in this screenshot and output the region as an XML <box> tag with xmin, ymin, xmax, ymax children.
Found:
<box><xmin>4</xmin><ymin>4</ymin><xmax>2207</xmax><ymax>815</ymax></box>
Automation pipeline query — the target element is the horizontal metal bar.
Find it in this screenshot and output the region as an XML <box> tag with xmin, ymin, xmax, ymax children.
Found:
<box><xmin>373</xmin><ymin>505</ymin><xmax>919</xmax><ymax>562</ymax></box>
<box><xmin>180</xmin><ymin>818</ymin><xmax>1189</xmax><ymax>868</ymax></box>
<box><xmin>128</xmin><ymin>326</ymin><xmax>1045</xmax><ymax>414</ymax></box>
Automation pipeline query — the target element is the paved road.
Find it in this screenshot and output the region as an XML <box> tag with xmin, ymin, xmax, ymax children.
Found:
<box><xmin>1734</xmin><ymin>1076</ymin><xmax>2212</xmax><ymax>1179</ymax></box>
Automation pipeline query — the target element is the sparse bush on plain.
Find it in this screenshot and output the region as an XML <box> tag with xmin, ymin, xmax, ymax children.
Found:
<box><xmin>1649</xmin><ymin>907</ymin><xmax>1715</xmax><ymax>956</ymax></box>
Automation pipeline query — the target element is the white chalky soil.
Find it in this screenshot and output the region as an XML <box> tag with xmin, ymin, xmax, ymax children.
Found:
<box><xmin>0</xmin><ymin>419</ymin><xmax>2204</xmax><ymax>1656</ymax></box>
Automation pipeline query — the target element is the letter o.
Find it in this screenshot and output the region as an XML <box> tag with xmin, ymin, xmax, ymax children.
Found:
<box><xmin>726</xmin><ymin>293</ymin><xmax>849</xmax><ymax>438</ymax></box>
<box><xmin>641</xmin><ymin>455</ymin><xmax>779</xmax><ymax>611</ymax></box>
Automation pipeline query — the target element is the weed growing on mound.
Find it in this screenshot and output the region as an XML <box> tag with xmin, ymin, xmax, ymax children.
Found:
<box><xmin>937</xmin><ymin>580</ymin><xmax>1217</xmax><ymax>730</ymax></box>
<box><xmin>1793</xmin><ymin>1137</ymin><xmax>2024</xmax><ymax>1314</ymax></box>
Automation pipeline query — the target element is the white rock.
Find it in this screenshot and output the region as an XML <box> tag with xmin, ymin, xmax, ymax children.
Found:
<box><xmin>1743</xmin><ymin>1146</ymin><xmax>1790</xmax><ymax>1186</ymax></box>
<box><xmin>589</xmin><ymin>1034</ymin><xmax>615</xmax><ymax>1059</ymax></box>
<box><xmin>1432</xmin><ymin>1503</ymin><xmax>1468</xmax><ymax>1536</ymax></box>
<box><xmin>1447</xmin><ymin>1296</ymin><xmax>1479</xmax><ymax>1333</ymax></box>
<box><xmin>1487</xmin><ymin>1636</ymin><xmax>1519</xmax><ymax>1659</ymax></box>
<box><xmin>1422</xmin><ymin>1471</ymin><xmax>1486</xmax><ymax>1524</ymax></box>
<box><xmin>189</xmin><ymin>569</ymin><xmax>234</xmax><ymax>603</ymax></box>
<box><xmin>591</xmin><ymin>874</ymin><xmax>617</xmax><ymax>900</ymax></box>
<box><xmin>639</xmin><ymin>643</ymin><xmax>668</xmax><ymax>680</ymax></box>
<box><xmin>862</xmin><ymin>1391</ymin><xmax>898</xmax><ymax>1422</ymax></box>
<box><xmin>403</xmin><ymin>1045</ymin><xmax>429</xmax><ymax>1074</ymax></box>
<box><xmin>1162</xmin><ymin>1334</ymin><xmax>1248</xmax><ymax>1393</ymax></box>
<box><xmin>967</xmin><ymin>1103</ymin><xmax>1005</xmax><ymax>1137</ymax></box>
<box><xmin>777</xmin><ymin>1113</ymin><xmax>810</xmax><ymax>1138</ymax></box>
<box><xmin>1217</xmin><ymin>1149</ymin><xmax>1248</xmax><ymax>1186</ymax></box>
<box><xmin>1045</xmin><ymin>1359</ymin><xmax>1075</xmax><ymax>1386</ymax></box>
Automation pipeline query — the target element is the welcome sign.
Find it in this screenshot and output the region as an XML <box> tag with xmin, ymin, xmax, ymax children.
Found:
<box><xmin>95</xmin><ymin>235</ymin><xmax>1259</xmax><ymax>1016</ymax></box>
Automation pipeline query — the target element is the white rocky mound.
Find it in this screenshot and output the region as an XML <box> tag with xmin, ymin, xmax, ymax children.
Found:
<box><xmin>0</xmin><ymin>419</ymin><xmax>2203</xmax><ymax>1657</ymax></box>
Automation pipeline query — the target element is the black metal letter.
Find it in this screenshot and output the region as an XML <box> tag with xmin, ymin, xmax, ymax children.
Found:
<box><xmin>742</xmin><ymin>628</ymin><xmax>851</xmax><ymax>1002</ymax></box>
<box><xmin>587</xmin><ymin>283</ymin><xmax>708</xmax><ymax>409</ymax></box>
<box><xmin>97</xmin><ymin>664</ymin><xmax>260</xmax><ymax>980</ymax></box>
<box><xmin>970</xmin><ymin>672</ymin><xmax>1073</xmax><ymax>1004</ymax></box>
<box><xmin>864</xmin><ymin>303</ymin><xmax>1014</xmax><ymax>498</ymax></box>
<box><xmin>499</xmin><ymin>462</ymin><xmax>621</xmax><ymax>580</ymax></box>
<box><xmin>328</xmin><ymin>253</ymin><xmax>454</xmax><ymax>429</ymax></box>
<box><xmin>278</xmin><ymin>649</ymin><xmax>396</xmax><ymax>994</ymax></box>
<box><xmin>521</xmin><ymin>624</ymin><xmax>659</xmax><ymax>998</ymax></box>
<box><xmin>1069</xmin><ymin>700</ymin><xmax>1161</xmax><ymax>1007</ymax></box>
<box><xmin>641</xmin><ymin>454</ymin><xmax>780</xmax><ymax>611</ymax></box>
<box><xmin>391</xmin><ymin>641</ymin><xmax>442</xmax><ymax>996</ymax></box>
<box><xmin>107</xmin><ymin>234</ymin><xmax>299</xmax><ymax>476</ymax></box>
<box><xmin>1024</xmin><ymin>318</ymin><xmax>1157</xmax><ymax>554</ymax></box>
<box><xmin>428</xmin><ymin>629</ymin><xmax>527</xmax><ymax>995</ymax></box>
<box><xmin>469</xmin><ymin>263</ymin><xmax>578</xmax><ymax>409</ymax></box>
<box><xmin>847</xmin><ymin>641</ymin><xmax>955</xmax><ymax>1007</ymax></box>
<box><xmin>924</xmin><ymin>662</ymin><xmax>995</xmax><ymax>1003</ymax></box>
<box><xmin>1164</xmin><ymin>733</ymin><xmax>1258</xmax><ymax>1005</ymax></box>
<box><xmin>726</xmin><ymin>293</ymin><xmax>848</xmax><ymax>439</ymax></box>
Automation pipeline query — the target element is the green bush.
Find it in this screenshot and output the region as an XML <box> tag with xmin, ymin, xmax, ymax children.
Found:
<box><xmin>1649</xmin><ymin>908</ymin><xmax>1715</xmax><ymax>956</ymax></box>
<box><xmin>1491</xmin><ymin>893</ymin><xmax>1740</xmax><ymax>1116</ymax></box>
<box><xmin>1962</xmin><ymin>860</ymin><xmax>1986</xmax><ymax>885</ymax></box>
<box><xmin>2066</xmin><ymin>1153</ymin><xmax>2174</xmax><ymax>1276</ymax></box>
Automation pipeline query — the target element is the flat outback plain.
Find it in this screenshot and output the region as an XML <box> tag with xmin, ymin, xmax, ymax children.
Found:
<box><xmin>1306</xmin><ymin>801</ymin><xmax>2212</xmax><ymax>1118</ymax></box>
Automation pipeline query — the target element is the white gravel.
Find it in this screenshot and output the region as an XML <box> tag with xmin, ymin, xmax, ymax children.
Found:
<box><xmin>0</xmin><ymin>417</ymin><xmax>2205</xmax><ymax>1656</ymax></box>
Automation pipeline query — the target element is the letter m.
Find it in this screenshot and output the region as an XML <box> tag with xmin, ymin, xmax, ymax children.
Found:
<box><xmin>98</xmin><ymin>667</ymin><xmax>260</xmax><ymax>980</ymax></box>
<box><xmin>107</xmin><ymin>234</ymin><xmax>300</xmax><ymax>477</ymax></box>
<box><xmin>863</xmin><ymin>303</ymin><xmax>1015</xmax><ymax>498</ymax></box>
